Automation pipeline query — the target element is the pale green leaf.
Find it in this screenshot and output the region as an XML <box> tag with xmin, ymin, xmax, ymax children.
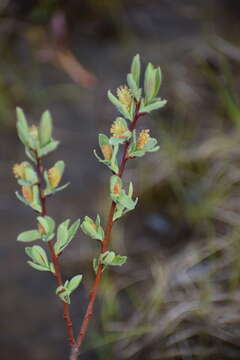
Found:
<box><xmin>39</xmin><ymin>110</ymin><xmax>52</xmax><ymax>147</ymax></box>
<box><xmin>17</xmin><ymin>230</ymin><xmax>41</xmax><ymax>242</ymax></box>
<box><xmin>67</xmin><ymin>274</ymin><xmax>83</xmax><ymax>293</ymax></box>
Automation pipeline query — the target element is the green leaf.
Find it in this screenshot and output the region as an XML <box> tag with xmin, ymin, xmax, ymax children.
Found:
<box><xmin>54</xmin><ymin>160</ymin><xmax>65</xmax><ymax>176</ymax></box>
<box><xmin>25</xmin><ymin>147</ymin><xmax>36</xmax><ymax>163</ymax></box>
<box><xmin>31</xmin><ymin>245</ymin><xmax>49</xmax><ymax>266</ymax></box>
<box><xmin>99</xmin><ymin>133</ymin><xmax>110</xmax><ymax>146</ymax></box>
<box><xmin>113</xmin><ymin>203</ymin><xmax>124</xmax><ymax>221</ymax></box>
<box><xmin>143</xmin><ymin>137</ymin><xmax>158</xmax><ymax>151</ymax></box>
<box><xmin>37</xmin><ymin>216</ymin><xmax>55</xmax><ymax>242</ymax></box>
<box><xmin>99</xmin><ymin>251</ymin><xmax>127</xmax><ymax>267</ymax></box>
<box><xmin>50</xmin><ymin>262</ymin><xmax>55</xmax><ymax>274</ymax></box>
<box><xmin>37</xmin><ymin>216</ymin><xmax>52</xmax><ymax>234</ymax></box>
<box><xmin>15</xmin><ymin>188</ymin><xmax>41</xmax><ymax>213</ymax></box>
<box><xmin>109</xmin><ymin>137</ymin><xmax>125</xmax><ymax>146</ymax></box>
<box><xmin>25</xmin><ymin>245</ymin><xmax>50</xmax><ymax>270</ymax></box>
<box><xmin>39</xmin><ymin>110</ymin><xmax>52</xmax><ymax>147</ymax></box>
<box><xmin>153</xmin><ymin>67</ymin><xmax>162</xmax><ymax>98</ymax></box>
<box><xmin>15</xmin><ymin>191</ymin><xmax>28</xmax><ymax>206</ymax></box>
<box><xmin>27</xmin><ymin>261</ymin><xmax>50</xmax><ymax>272</ymax></box>
<box><xmin>24</xmin><ymin>167</ymin><xmax>38</xmax><ymax>184</ymax></box>
<box><xmin>55</xmin><ymin>219</ymin><xmax>80</xmax><ymax>254</ymax></box>
<box><xmin>114</xmin><ymin>196</ymin><xmax>138</xmax><ymax>221</ymax></box>
<box><xmin>93</xmin><ymin>149</ymin><xmax>119</xmax><ymax>173</ymax></box>
<box><xmin>149</xmin><ymin>145</ymin><xmax>160</xmax><ymax>152</ymax></box>
<box><xmin>93</xmin><ymin>258</ymin><xmax>99</xmax><ymax>273</ymax></box>
<box><xmin>128</xmin><ymin>182</ymin><xmax>133</xmax><ymax>198</ymax></box>
<box><xmin>17</xmin><ymin>230</ymin><xmax>41</xmax><ymax>242</ymax></box>
<box><xmin>45</xmin><ymin>182</ymin><xmax>70</xmax><ymax>196</ymax></box>
<box><xmin>38</xmin><ymin>140</ymin><xmax>59</xmax><ymax>157</ymax></box>
<box><xmin>144</xmin><ymin>63</ymin><xmax>155</xmax><ymax>103</ymax></box>
<box><xmin>129</xmin><ymin>149</ymin><xmax>145</xmax><ymax>157</ymax></box>
<box><xmin>132</xmin><ymin>96</ymin><xmax>139</xmax><ymax>118</ymax></box>
<box><xmin>55</xmin><ymin>221</ymin><xmax>68</xmax><ymax>253</ymax></box>
<box><xmin>127</xmin><ymin>73</ymin><xmax>139</xmax><ymax>100</ymax></box>
<box><xmin>131</xmin><ymin>54</ymin><xmax>141</xmax><ymax>87</ymax></box>
<box><xmin>117</xmin><ymin>190</ymin><xmax>136</xmax><ymax>210</ymax></box>
<box><xmin>107</xmin><ymin>90</ymin><xmax>123</xmax><ymax>109</ymax></box>
<box><xmin>67</xmin><ymin>274</ymin><xmax>83</xmax><ymax>293</ymax></box>
<box><xmin>129</xmin><ymin>134</ymin><xmax>159</xmax><ymax>157</ymax></box>
<box><xmin>110</xmin><ymin>144</ymin><xmax>119</xmax><ymax>172</ymax></box>
<box><xmin>16</xmin><ymin>107</ymin><xmax>30</xmax><ymax>147</ymax></box>
<box><xmin>17</xmin><ymin>179</ymin><xmax>33</xmax><ymax>187</ymax></box>
<box><xmin>32</xmin><ymin>185</ymin><xmax>42</xmax><ymax>212</ymax></box>
<box><xmin>100</xmin><ymin>251</ymin><xmax>116</xmax><ymax>265</ymax></box>
<box><xmin>54</xmin><ymin>219</ymin><xmax>80</xmax><ymax>255</ymax></box>
<box><xmin>67</xmin><ymin>219</ymin><xmax>80</xmax><ymax>243</ymax></box>
<box><xmin>25</xmin><ymin>246</ymin><xmax>33</xmax><ymax>258</ymax></box>
<box><xmin>80</xmin><ymin>216</ymin><xmax>104</xmax><ymax>241</ymax></box>
<box><xmin>141</xmin><ymin>99</ymin><xmax>167</xmax><ymax>113</ymax></box>
<box><xmin>111</xmin><ymin>255</ymin><xmax>127</xmax><ymax>266</ymax></box>
<box><xmin>43</xmin><ymin>160</ymin><xmax>66</xmax><ymax>195</ymax></box>
<box><xmin>112</xmin><ymin>181</ymin><xmax>137</xmax><ymax>220</ymax></box>
<box><xmin>54</xmin><ymin>182</ymin><xmax>70</xmax><ymax>193</ymax></box>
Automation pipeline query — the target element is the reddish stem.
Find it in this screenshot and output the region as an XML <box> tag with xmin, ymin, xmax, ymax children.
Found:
<box><xmin>71</xmin><ymin>101</ymin><xmax>142</xmax><ymax>359</ymax></box>
<box><xmin>35</xmin><ymin>155</ymin><xmax>76</xmax><ymax>346</ymax></box>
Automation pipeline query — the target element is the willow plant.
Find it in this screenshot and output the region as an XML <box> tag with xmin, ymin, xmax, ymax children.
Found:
<box><xmin>13</xmin><ymin>54</ymin><xmax>166</xmax><ymax>359</ymax></box>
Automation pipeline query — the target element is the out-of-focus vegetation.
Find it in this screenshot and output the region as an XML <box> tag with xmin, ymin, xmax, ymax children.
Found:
<box><xmin>2</xmin><ymin>1</ymin><xmax>240</xmax><ymax>359</ymax></box>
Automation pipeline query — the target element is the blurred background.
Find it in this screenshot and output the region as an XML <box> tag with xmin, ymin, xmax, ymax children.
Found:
<box><xmin>1</xmin><ymin>0</ymin><xmax>240</xmax><ymax>359</ymax></box>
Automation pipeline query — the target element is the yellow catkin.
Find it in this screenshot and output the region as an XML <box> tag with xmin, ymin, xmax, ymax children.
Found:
<box><xmin>101</xmin><ymin>144</ymin><xmax>112</xmax><ymax>160</ymax></box>
<box><xmin>110</xmin><ymin>119</ymin><xmax>127</xmax><ymax>138</ymax></box>
<box><xmin>137</xmin><ymin>129</ymin><xmax>150</xmax><ymax>149</ymax></box>
<box><xmin>12</xmin><ymin>162</ymin><xmax>27</xmax><ymax>179</ymax></box>
<box><xmin>48</xmin><ymin>167</ymin><xmax>61</xmax><ymax>187</ymax></box>
<box><xmin>116</xmin><ymin>85</ymin><xmax>132</xmax><ymax>110</ymax></box>
<box><xmin>29</xmin><ymin>125</ymin><xmax>39</xmax><ymax>138</ymax></box>
<box><xmin>22</xmin><ymin>186</ymin><xmax>33</xmax><ymax>203</ymax></box>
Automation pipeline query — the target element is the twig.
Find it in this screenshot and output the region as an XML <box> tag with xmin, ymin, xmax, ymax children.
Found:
<box><xmin>70</xmin><ymin>101</ymin><xmax>142</xmax><ymax>359</ymax></box>
<box><xmin>35</xmin><ymin>154</ymin><xmax>76</xmax><ymax>346</ymax></box>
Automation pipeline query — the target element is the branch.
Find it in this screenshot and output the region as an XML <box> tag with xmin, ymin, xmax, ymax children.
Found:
<box><xmin>35</xmin><ymin>155</ymin><xmax>76</xmax><ymax>346</ymax></box>
<box><xmin>71</xmin><ymin>101</ymin><xmax>142</xmax><ymax>359</ymax></box>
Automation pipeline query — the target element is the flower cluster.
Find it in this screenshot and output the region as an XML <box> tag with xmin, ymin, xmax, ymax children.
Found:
<box><xmin>116</xmin><ymin>85</ymin><xmax>132</xmax><ymax>110</ymax></box>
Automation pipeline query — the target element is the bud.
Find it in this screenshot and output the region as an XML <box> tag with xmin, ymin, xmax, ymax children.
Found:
<box><xmin>38</xmin><ymin>221</ymin><xmax>46</xmax><ymax>235</ymax></box>
<box><xmin>113</xmin><ymin>183</ymin><xmax>121</xmax><ymax>196</ymax></box>
<box><xmin>110</xmin><ymin>175</ymin><xmax>122</xmax><ymax>202</ymax></box>
<box><xmin>116</xmin><ymin>85</ymin><xmax>132</xmax><ymax>110</ymax></box>
<box><xmin>110</xmin><ymin>118</ymin><xmax>128</xmax><ymax>138</ymax></box>
<box><xmin>80</xmin><ymin>216</ymin><xmax>104</xmax><ymax>241</ymax></box>
<box><xmin>22</xmin><ymin>186</ymin><xmax>33</xmax><ymax>203</ymax></box>
<box><xmin>13</xmin><ymin>162</ymin><xmax>27</xmax><ymax>179</ymax></box>
<box><xmin>37</xmin><ymin>216</ymin><xmax>56</xmax><ymax>242</ymax></box>
<box><xmin>101</xmin><ymin>144</ymin><xmax>112</xmax><ymax>160</ymax></box>
<box><xmin>100</xmin><ymin>251</ymin><xmax>116</xmax><ymax>265</ymax></box>
<box><xmin>137</xmin><ymin>129</ymin><xmax>150</xmax><ymax>149</ymax></box>
<box><xmin>48</xmin><ymin>167</ymin><xmax>61</xmax><ymax>188</ymax></box>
